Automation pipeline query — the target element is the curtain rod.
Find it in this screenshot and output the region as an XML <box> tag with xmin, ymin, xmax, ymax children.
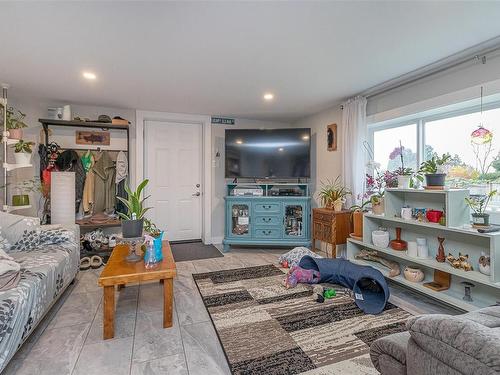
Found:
<box><xmin>340</xmin><ymin>35</ymin><xmax>500</xmax><ymax>107</ymax></box>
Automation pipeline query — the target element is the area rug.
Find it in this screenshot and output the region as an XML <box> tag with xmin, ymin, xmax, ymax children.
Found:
<box><xmin>193</xmin><ymin>264</ymin><xmax>412</xmax><ymax>375</ymax></box>
<box><xmin>170</xmin><ymin>241</ymin><xmax>224</xmax><ymax>262</ymax></box>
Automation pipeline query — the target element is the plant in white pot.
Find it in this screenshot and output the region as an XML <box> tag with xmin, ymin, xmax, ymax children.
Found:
<box><xmin>465</xmin><ymin>190</ymin><xmax>497</xmax><ymax>228</ymax></box>
<box><xmin>13</xmin><ymin>140</ymin><xmax>34</xmax><ymax>165</ymax></box>
<box><xmin>418</xmin><ymin>153</ymin><xmax>451</xmax><ymax>188</ymax></box>
<box><xmin>365</xmin><ymin>163</ymin><xmax>396</xmax><ymax>215</ymax></box>
<box><xmin>318</xmin><ymin>177</ymin><xmax>350</xmax><ymax>211</ymax></box>
<box><xmin>0</xmin><ymin>103</ymin><xmax>27</xmax><ymax>140</ymax></box>
<box><xmin>389</xmin><ymin>142</ymin><xmax>415</xmax><ymax>189</ymax></box>
<box><xmin>117</xmin><ymin>179</ymin><xmax>151</xmax><ymax>238</ymax></box>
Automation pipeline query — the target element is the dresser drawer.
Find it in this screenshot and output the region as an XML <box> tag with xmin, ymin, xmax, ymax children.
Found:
<box><xmin>253</xmin><ymin>203</ymin><xmax>281</xmax><ymax>213</ymax></box>
<box><xmin>253</xmin><ymin>227</ymin><xmax>281</xmax><ymax>239</ymax></box>
<box><xmin>254</xmin><ymin>215</ymin><xmax>281</xmax><ymax>226</ymax></box>
<box><xmin>314</xmin><ymin>212</ymin><xmax>334</xmax><ymax>223</ymax></box>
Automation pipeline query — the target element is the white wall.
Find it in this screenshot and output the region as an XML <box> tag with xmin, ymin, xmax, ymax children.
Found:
<box><xmin>211</xmin><ymin>118</ymin><xmax>291</xmax><ymax>242</ymax></box>
<box><xmin>293</xmin><ymin>105</ymin><xmax>343</xmax><ymax>207</ymax></box>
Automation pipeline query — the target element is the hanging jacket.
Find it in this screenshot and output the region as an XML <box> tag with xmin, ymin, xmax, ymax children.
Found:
<box><xmin>55</xmin><ymin>150</ymin><xmax>86</xmax><ymax>212</ymax></box>
<box><xmin>115</xmin><ymin>151</ymin><xmax>128</xmax><ymax>215</ymax></box>
<box><xmin>92</xmin><ymin>151</ymin><xmax>116</xmax><ymax>214</ymax></box>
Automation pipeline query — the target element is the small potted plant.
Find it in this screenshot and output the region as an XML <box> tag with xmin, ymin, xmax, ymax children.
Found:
<box><xmin>418</xmin><ymin>153</ymin><xmax>451</xmax><ymax>188</ymax></box>
<box><xmin>13</xmin><ymin>140</ymin><xmax>34</xmax><ymax>165</ymax></box>
<box><xmin>1</xmin><ymin>104</ymin><xmax>28</xmax><ymax>139</ymax></box>
<box><xmin>318</xmin><ymin>177</ymin><xmax>350</xmax><ymax>211</ymax></box>
<box><xmin>117</xmin><ymin>179</ymin><xmax>151</xmax><ymax>238</ymax></box>
<box><xmin>465</xmin><ymin>190</ymin><xmax>497</xmax><ymax>227</ymax></box>
<box><xmin>12</xmin><ymin>178</ymin><xmax>42</xmax><ymax>206</ymax></box>
<box><xmin>365</xmin><ymin>166</ymin><xmax>397</xmax><ymax>215</ymax></box>
<box><xmin>389</xmin><ymin>142</ymin><xmax>415</xmax><ymax>189</ymax></box>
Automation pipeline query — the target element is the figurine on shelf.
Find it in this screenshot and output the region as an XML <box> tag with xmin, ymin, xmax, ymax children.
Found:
<box><xmin>459</xmin><ymin>253</ymin><xmax>474</xmax><ymax>271</ymax></box>
<box><xmin>436</xmin><ymin>237</ymin><xmax>446</xmax><ymax>262</ymax></box>
<box><xmin>446</xmin><ymin>253</ymin><xmax>461</xmax><ymax>269</ymax></box>
<box><xmin>461</xmin><ymin>281</ymin><xmax>475</xmax><ymax>302</ymax></box>
<box><xmin>479</xmin><ymin>252</ymin><xmax>491</xmax><ymax>276</ymax></box>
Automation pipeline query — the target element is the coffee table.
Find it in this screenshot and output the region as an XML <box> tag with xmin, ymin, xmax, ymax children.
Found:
<box><xmin>97</xmin><ymin>240</ymin><xmax>176</xmax><ymax>340</ymax></box>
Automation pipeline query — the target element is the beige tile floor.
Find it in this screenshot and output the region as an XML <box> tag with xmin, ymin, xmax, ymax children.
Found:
<box><xmin>3</xmin><ymin>246</ymin><xmax>459</xmax><ymax>375</ymax></box>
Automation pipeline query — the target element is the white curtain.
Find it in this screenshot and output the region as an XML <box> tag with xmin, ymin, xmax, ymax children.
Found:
<box><xmin>341</xmin><ymin>96</ymin><xmax>367</xmax><ymax>207</ymax></box>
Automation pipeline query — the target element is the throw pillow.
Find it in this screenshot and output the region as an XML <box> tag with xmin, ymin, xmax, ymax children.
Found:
<box><xmin>278</xmin><ymin>246</ymin><xmax>322</xmax><ymax>267</ymax></box>
<box><xmin>10</xmin><ymin>228</ymin><xmax>74</xmax><ymax>253</ymax></box>
<box><xmin>0</xmin><ymin>212</ymin><xmax>40</xmax><ymax>252</ymax></box>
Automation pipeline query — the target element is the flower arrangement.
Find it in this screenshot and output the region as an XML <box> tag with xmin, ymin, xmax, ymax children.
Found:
<box><xmin>365</xmin><ymin>161</ymin><xmax>397</xmax><ymax>214</ymax></box>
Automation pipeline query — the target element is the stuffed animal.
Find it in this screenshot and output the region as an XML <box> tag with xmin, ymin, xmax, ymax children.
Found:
<box><xmin>459</xmin><ymin>253</ymin><xmax>473</xmax><ymax>271</ymax></box>
<box><xmin>479</xmin><ymin>252</ymin><xmax>491</xmax><ymax>276</ymax></box>
<box><xmin>283</xmin><ymin>265</ymin><xmax>321</xmax><ymax>289</ymax></box>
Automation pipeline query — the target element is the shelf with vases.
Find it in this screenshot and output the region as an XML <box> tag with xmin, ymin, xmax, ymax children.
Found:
<box><xmin>2</xmin><ymin>163</ymin><xmax>32</xmax><ymax>172</ymax></box>
<box><xmin>3</xmin><ymin>204</ymin><xmax>32</xmax><ymax>213</ymax></box>
<box><xmin>348</xmin><ymin>238</ymin><xmax>498</xmax><ymax>288</ymax></box>
<box><xmin>364</xmin><ymin>213</ymin><xmax>499</xmax><ymax>238</ymax></box>
<box><xmin>349</xmin><ymin>257</ymin><xmax>490</xmax><ymax>312</ymax></box>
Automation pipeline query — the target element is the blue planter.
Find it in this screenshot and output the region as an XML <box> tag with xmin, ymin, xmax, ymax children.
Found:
<box><xmin>153</xmin><ymin>232</ymin><xmax>164</xmax><ymax>262</ymax></box>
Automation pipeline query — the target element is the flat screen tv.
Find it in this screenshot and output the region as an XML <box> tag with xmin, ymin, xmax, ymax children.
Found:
<box><xmin>225</xmin><ymin>128</ymin><xmax>311</xmax><ymax>178</ymax></box>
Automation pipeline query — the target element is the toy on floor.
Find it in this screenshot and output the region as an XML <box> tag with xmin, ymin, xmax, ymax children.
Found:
<box><xmin>312</xmin><ymin>285</ymin><xmax>325</xmax><ymax>303</ymax></box>
<box><xmin>283</xmin><ymin>265</ymin><xmax>320</xmax><ymax>289</ymax></box>
<box><xmin>280</xmin><ymin>260</ymin><xmax>289</xmax><ymax>268</ymax></box>
<box><xmin>311</xmin><ymin>285</ymin><xmax>351</xmax><ymax>303</ymax></box>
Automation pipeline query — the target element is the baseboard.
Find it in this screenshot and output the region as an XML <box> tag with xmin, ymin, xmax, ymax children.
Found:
<box><xmin>211</xmin><ymin>236</ymin><xmax>224</xmax><ymax>244</ymax></box>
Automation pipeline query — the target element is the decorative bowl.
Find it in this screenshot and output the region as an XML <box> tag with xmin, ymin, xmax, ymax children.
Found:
<box><xmin>403</xmin><ymin>266</ymin><xmax>425</xmax><ymax>283</ymax></box>
<box><xmin>372</xmin><ymin>230</ymin><xmax>389</xmax><ymax>248</ymax></box>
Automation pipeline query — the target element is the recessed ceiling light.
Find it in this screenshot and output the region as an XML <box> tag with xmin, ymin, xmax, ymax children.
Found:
<box><xmin>278</xmin><ymin>147</ymin><xmax>284</xmax><ymax>152</ymax></box>
<box><xmin>263</xmin><ymin>93</ymin><xmax>274</xmax><ymax>101</ymax></box>
<box><xmin>82</xmin><ymin>71</ymin><xmax>97</xmax><ymax>80</ymax></box>
<box><xmin>302</xmin><ymin>135</ymin><xmax>310</xmax><ymax>140</ymax></box>
<box><xmin>236</xmin><ymin>139</ymin><xmax>243</xmax><ymax>144</ymax></box>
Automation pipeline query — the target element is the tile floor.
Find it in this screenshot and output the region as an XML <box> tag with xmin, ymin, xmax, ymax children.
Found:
<box><xmin>3</xmin><ymin>246</ymin><xmax>460</xmax><ymax>375</ymax></box>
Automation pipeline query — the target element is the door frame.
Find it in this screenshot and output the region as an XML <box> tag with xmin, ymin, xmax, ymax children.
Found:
<box><xmin>135</xmin><ymin>110</ymin><xmax>212</xmax><ymax>244</ymax></box>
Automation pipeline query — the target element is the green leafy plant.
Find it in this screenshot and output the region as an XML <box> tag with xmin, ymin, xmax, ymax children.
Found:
<box><xmin>318</xmin><ymin>177</ymin><xmax>350</xmax><ymax>208</ymax></box>
<box><xmin>13</xmin><ymin>140</ymin><xmax>34</xmax><ymax>153</ymax></box>
<box><xmin>0</xmin><ymin>103</ymin><xmax>28</xmax><ymax>129</ymax></box>
<box><xmin>465</xmin><ymin>190</ymin><xmax>497</xmax><ymax>215</ymax></box>
<box><xmin>419</xmin><ymin>153</ymin><xmax>452</xmax><ymax>174</ymax></box>
<box><xmin>116</xmin><ymin>179</ymin><xmax>151</xmax><ymax>220</ymax></box>
<box><xmin>144</xmin><ymin>218</ymin><xmax>161</xmax><ymax>238</ymax></box>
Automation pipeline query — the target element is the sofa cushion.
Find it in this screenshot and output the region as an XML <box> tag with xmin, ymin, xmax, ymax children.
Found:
<box><xmin>370</xmin><ymin>331</ymin><xmax>409</xmax><ymax>375</ymax></box>
<box><xmin>407</xmin><ymin>312</ymin><xmax>500</xmax><ymax>374</ymax></box>
<box><xmin>0</xmin><ymin>212</ymin><xmax>40</xmax><ymax>252</ymax></box>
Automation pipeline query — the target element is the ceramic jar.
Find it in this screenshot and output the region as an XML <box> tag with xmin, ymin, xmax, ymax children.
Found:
<box><xmin>401</xmin><ymin>207</ymin><xmax>413</xmax><ymax>220</ymax></box>
<box><xmin>404</xmin><ymin>266</ymin><xmax>425</xmax><ymax>282</ymax></box>
<box><xmin>407</xmin><ymin>241</ymin><xmax>418</xmax><ymax>257</ymax></box>
<box><xmin>372</xmin><ymin>229</ymin><xmax>390</xmax><ymax>248</ymax></box>
<box><xmin>397</xmin><ymin>175</ymin><xmax>411</xmax><ymax>189</ymax></box>
<box><xmin>416</xmin><ymin>237</ymin><xmax>429</xmax><ymax>258</ymax></box>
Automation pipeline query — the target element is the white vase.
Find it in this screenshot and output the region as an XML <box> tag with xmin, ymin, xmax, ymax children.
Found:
<box><xmin>372</xmin><ymin>230</ymin><xmax>390</xmax><ymax>248</ymax></box>
<box><xmin>397</xmin><ymin>175</ymin><xmax>411</xmax><ymax>189</ymax></box>
<box><xmin>333</xmin><ymin>199</ymin><xmax>343</xmax><ymax>211</ymax></box>
<box><xmin>14</xmin><ymin>152</ymin><xmax>32</xmax><ymax>165</ymax></box>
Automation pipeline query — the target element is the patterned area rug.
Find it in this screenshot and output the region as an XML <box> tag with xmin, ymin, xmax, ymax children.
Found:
<box><xmin>193</xmin><ymin>264</ymin><xmax>412</xmax><ymax>375</ymax></box>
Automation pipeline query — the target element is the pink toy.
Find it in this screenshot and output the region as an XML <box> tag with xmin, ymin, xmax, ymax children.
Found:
<box><xmin>283</xmin><ymin>265</ymin><xmax>321</xmax><ymax>289</ymax></box>
<box><xmin>281</xmin><ymin>260</ymin><xmax>289</xmax><ymax>268</ymax></box>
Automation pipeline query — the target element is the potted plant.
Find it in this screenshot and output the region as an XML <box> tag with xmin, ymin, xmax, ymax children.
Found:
<box><xmin>12</xmin><ymin>178</ymin><xmax>42</xmax><ymax>206</ymax></box>
<box><xmin>318</xmin><ymin>177</ymin><xmax>350</xmax><ymax>211</ymax></box>
<box><xmin>365</xmin><ymin>165</ymin><xmax>397</xmax><ymax>215</ymax></box>
<box><xmin>13</xmin><ymin>140</ymin><xmax>34</xmax><ymax>165</ymax></box>
<box><xmin>350</xmin><ymin>193</ymin><xmax>371</xmax><ymax>239</ymax></box>
<box><xmin>0</xmin><ymin>103</ymin><xmax>28</xmax><ymax>139</ymax></box>
<box><xmin>117</xmin><ymin>179</ymin><xmax>151</xmax><ymax>238</ymax></box>
<box><xmin>389</xmin><ymin>142</ymin><xmax>415</xmax><ymax>189</ymax></box>
<box><xmin>465</xmin><ymin>190</ymin><xmax>497</xmax><ymax>227</ymax></box>
<box><xmin>418</xmin><ymin>153</ymin><xmax>451</xmax><ymax>188</ymax></box>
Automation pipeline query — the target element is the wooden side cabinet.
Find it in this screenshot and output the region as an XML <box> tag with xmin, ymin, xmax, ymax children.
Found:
<box><xmin>312</xmin><ymin>208</ymin><xmax>351</xmax><ymax>258</ymax></box>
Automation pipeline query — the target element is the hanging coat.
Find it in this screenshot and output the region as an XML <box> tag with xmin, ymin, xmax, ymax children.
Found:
<box><xmin>55</xmin><ymin>150</ymin><xmax>86</xmax><ymax>212</ymax></box>
<box><xmin>92</xmin><ymin>151</ymin><xmax>116</xmax><ymax>214</ymax></box>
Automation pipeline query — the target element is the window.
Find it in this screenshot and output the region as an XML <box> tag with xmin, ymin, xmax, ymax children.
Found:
<box><xmin>370</xmin><ymin>101</ymin><xmax>500</xmax><ymax>213</ymax></box>
<box><xmin>373</xmin><ymin>123</ymin><xmax>417</xmax><ymax>172</ymax></box>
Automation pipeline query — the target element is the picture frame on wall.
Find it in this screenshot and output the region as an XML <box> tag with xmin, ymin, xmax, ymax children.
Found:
<box><xmin>327</xmin><ymin>123</ymin><xmax>337</xmax><ymax>151</ymax></box>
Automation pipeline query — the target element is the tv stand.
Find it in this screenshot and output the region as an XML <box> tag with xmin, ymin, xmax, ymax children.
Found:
<box><xmin>223</xmin><ymin>183</ymin><xmax>311</xmax><ymax>252</ymax></box>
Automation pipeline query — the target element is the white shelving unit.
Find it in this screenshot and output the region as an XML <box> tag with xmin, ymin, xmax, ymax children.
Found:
<box><xmin>1</xmin><ymin>85</ymin><xmax>32</xmax><ymax>212</ymax></box>
<box><xmin>347</xmin><ymin>188</ymin><xmax>500</xmax><ymax>312</ymax></box>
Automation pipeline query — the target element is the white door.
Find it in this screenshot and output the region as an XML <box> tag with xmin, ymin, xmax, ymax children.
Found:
<box><xmin>144</xmin><ymin>120</ymin><xmax>202</xmax><ymax>241</ymax></box>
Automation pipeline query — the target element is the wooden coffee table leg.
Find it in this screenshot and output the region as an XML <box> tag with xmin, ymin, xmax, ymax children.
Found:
<box><xmin>103</xmin><ymin>285</ymin><xmax>115</xmax><ymax>339</ymax></box>
<box><xmin>163</xmin><ymin>278</ymin><xmax>173</xmax><ymax>328</ymax></box>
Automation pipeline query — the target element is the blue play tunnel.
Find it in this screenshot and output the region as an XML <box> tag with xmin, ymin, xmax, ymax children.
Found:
<box><xmin>298</xmin><ymin>256</ymin><xmax>390</xmax><ymax>315</ymax></box>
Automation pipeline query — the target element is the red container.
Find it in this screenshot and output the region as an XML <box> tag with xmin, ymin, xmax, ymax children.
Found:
<box><xmin>426</xmin><ymin>210</ymin><xmax>443</xmax><ymax>223</ymax></box>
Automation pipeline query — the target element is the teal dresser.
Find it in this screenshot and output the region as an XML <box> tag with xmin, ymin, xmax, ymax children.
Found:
<box><xmin>223</xmin><ymin>183</ymin><xmax>311</xmax><ymax>252</ymax></box>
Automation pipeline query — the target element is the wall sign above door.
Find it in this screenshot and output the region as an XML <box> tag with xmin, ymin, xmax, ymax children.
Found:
<box><xmin>211</xmin><ymin>117</ymin><xmax>235</xmax><ymax>125</ymax></box>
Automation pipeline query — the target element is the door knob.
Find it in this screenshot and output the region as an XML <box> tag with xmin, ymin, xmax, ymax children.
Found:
<box><xmin>192</xmin><ymin>192</ymin><xmax>201</xmax><ymax>196</ymax></box>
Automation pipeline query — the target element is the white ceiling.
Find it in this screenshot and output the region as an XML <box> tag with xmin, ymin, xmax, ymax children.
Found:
<box><xmin>2</xmin><ymin>1</ymin><xmax>500</xmax><ymax>122</ymax></box>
